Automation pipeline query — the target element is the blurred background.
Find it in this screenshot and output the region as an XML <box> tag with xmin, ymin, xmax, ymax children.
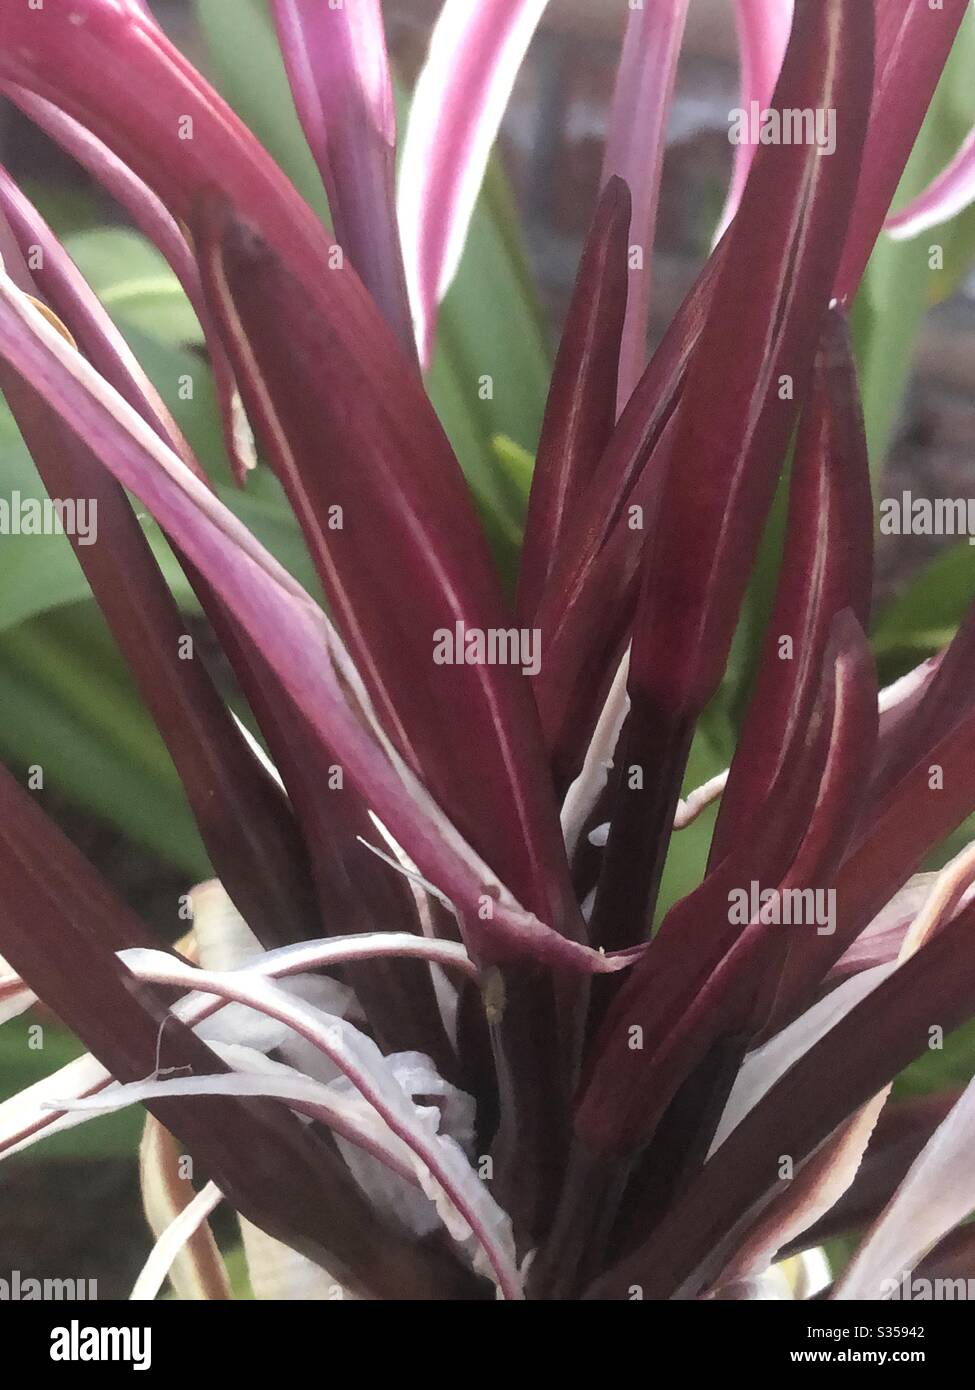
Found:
<box><xmin>0</xmin><ymin>0</ymin><xmax>973</xmax><ymax>1295</ymax></box>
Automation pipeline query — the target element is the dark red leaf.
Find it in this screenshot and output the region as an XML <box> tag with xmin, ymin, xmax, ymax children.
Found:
<box><xmin>835</xmin><ymin>0</ymin><xmax>972</xmax><ymax>302</ymax></box>
<box><xmin>517</xmin><ymin>176</ymin><xmax>631</xmax><ymax>623</ymax></box>
<box><xmin>769</xmin><ymin>697</ymin><xmax>975</xmax><ymax>1031</ymax></box>
<box><xmin>0</xmin><ymin>161</ymin><xmax>198</xmax><ymax>473</ymax></box>
<box><xmin>0</xmin><ymin>0</ymin><xmax>414</xmax><ymax>411</ymax></box>
<box><xmin>217</xmin><ymin>631</ymin><xmax>456</xmax><ymax>1074</ymax></box>
<box><xmin>532</xmin><ymin>615</ymin><xmax>876</xmax><ymax>1295</ymax></box>
<box><xmin>709</xmin><ymin>306</ymin><xmax>874</xmax><ymax>866</ymax></box>
<box><xmin>871</xmin><ymin>599</ymin><xmax>975</xmax><ymax>803</ymax></box>
<box><xmin>584</xmin><ymin>0</ymin><xmax>874</xmax><ymax>952</ymax></box>
<box><xmin>584</xmin><ymin>895</ymin><xmax>975</xmax><ymax>1299</ymax></box>
<box><xmin>196</xmin><ymin>198</ymin><xmax>579</xmax><ymax>942</ymax></box>
<box><xmin>269</xmin><ymin>0</ymin><xmax>416</xmax><ymax>358</ymax></box>
<box><xmin>0</xmin><ymin>195</ymin><xmax>322</xmax><ymax>951</ymax></box>
<box><xmin>780</xmin><ymin>1091</ymin><xmax>963</xmax><ymax>1254</ymax></box>
<box><xmin>578</xmin><ymin>614</ymin><xmax>877</xmax><ymax>1160</ymax></box>
<box><xmin>532</xmin><ymin>251</ymin><xmax>724</xmax><ymax>786</ymax></box>
<box><xmin>4</xmin><ymin>82</ymin><xmax>258</xmax><ymax>487</ymax></box>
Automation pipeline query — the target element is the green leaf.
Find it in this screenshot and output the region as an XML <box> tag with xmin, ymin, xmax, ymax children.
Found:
<box><xmin>872</xmin><ymin>542</ymin><xmax>975</xmax><ymax>674</ymax></box>
<box><xmin>15</xmin><ymin>181</ymin><xmax>101</xmax><ymax>238</ymax></box>
<box><xmin>491</xmin><ymin>433</ymin><xmax>535</xmax><ymax>509</ymax></box>
<box><xmin>62</xmin><ymin>227</ymin><xmax>204</xmax><ymax>346</ymax></box>
<box><xmin>77</xmin><ymin>327</ymin><xmax>324</xmax><ymax>601</ymax></box>
<box><xmin>852</xmin><ymin>8</ymin><xmax>975</xmax><ymax>474</ymax></box>
<box><xmin>0</xmin><ymin>313</ymin><xmax>322</xmax><ymax>861</ymax></box>
<box><xmin>194</xmin><ymin>0</ymin><xmax>331</xmax><ymax>222</ymax></box>
<box><xmin>0</xmin><ymin>604</ymin><xmax>209</xmax><ymax>877</ymax></box>
<box><xmin>723</xmin><ymin>462</ymin><xmax>793</xmax><ymax>725</ymax></box>
<box><xmin>222</xmin><ymin>1245</ymin><xmax>256</xmax><ymax>1300</ymax></box>
<box><xmin>93</xmin><ymin>316</ymin><xmax>325</xmax><ymax>599</ymax></box>
<box><xmin>0</xmin><ymin>416</ymin><xmax>195</xmax><ymax>633</ymax></box>
<box><xmin>895</xmin><ymin>1017</ymin><xmax>975</xmax><ymax>1099</ymax></box>
<box><xmin>0</xmin><ymin>432</ymin><xmax>99</xmax><ymax>632</ymax></box>
<box><xmin>435</xmin><ymin>168</ymin><xmax>550</xmax><ymax>460</ymax></box>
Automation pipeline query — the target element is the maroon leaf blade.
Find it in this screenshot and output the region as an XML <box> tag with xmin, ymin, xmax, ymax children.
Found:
<box><xmin>0</xmin><ymin>0</ymin><xmax>430</xmax><ymax>390</ymax></box>
<box><xmin>0</xmin><ymin>159</ymin><xmax>198</xmax><ymax>472</ymax></box>
<box><xmin>585</xmin><ymin>894</ymin><xmax>975</xmax><ymax>1300</ymax></box>
<box><xmin>196</xmin><ymin>196</ymin><xmax>598</xmax><ymax>1242</ymax></box>
<box><xmin>835</xmin><ymin>0</ymin><xmax>972</xmax><ymax>302</ymax></box>
<box><xmin>871</xmin><ymin>599</ymin><xmax>975</xmax><ymax>804</ymax></box>
<box><xmin>586</xmin><ymin>0</ymin><xmax>874</xmax><ymax>951</ymax></box>
<box><xmin>630</xmin><ymin>0</ymin><xmax>872</xmax><ymax>725</ymax></box>
<box><xmin>708</xmin><ymin>305</ymin><xmax>874</xmax><ymax>867</ymax></box>
<box><xmin>196</xmin><ymin>199</ymin><xmax>578</xmax><ymax>941</ymax></box>
<box><xmin>915</xmin><ymin>1225</ymin><xmax>975</xmax><ymax>1288</ymax></box>
<box><xmin>0</xmin><ymin>272</ymin><xmax>634</xmax><ymax>1252</ymax></box>
<box><xmin>0</xmin><ymin>264</ymin><xmax>621</xmax><ymax>973</ymax></box>
<box><xmin>532</xmin><ymin>249</ymin><xmax>724</xmax><ymax>786</ymax></box>
<box><xmin>770</xmin><ymin>695</ymin><xmax>975</xmax><ymax>1032</ymax></box>
<box><xmin>532</xmin><ymin>614</ymin><xmax>876</xmax><ymax>1295</ymax></box>
<box><xmin>602</xmin><ymin>0</ymin><xmax>689</xmax><ymax>409</ymax></box>
<box><xmin>0</xmin><ymin>192</ymin><xmax>322</xmax><ymax>953</ymax></box>
<box><xmin>578</xmin><ymin>615</ymin><xmax>877</xmax><ymax>1161</ymax></box>
<box><xmin>217</xmin><ymin>633</ymin><xmax>456</xmax><ymax>1074</ymax></box>
<box><xmin>780</xmin><ymin>1091</ymin><xmax>963</xmax><ymax>1255</ymax></box>
<box><xmin>1</xmin><ymin>85</ymin><xmax>255</xmax><ymax>484</ymax></box>
<box><xmin>269</xmin><ymin>0</ymin><xmax>415</xmax><ymax>357</ymax></box>
<box><xmin>517</xmin><ymin>176</ymin><xmax>631</xmax><ymax>624</ymax></box>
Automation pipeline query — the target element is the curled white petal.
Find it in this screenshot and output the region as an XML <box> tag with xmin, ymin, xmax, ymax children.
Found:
<box><xmin>130</xmin><ymin>1181</ymin><xmax>224</xmax><ymax>1302</ymax></box>
<box><xmin>111</xmin><ymin>953</ymin><xmax>520</xmax><ymax>1297</ymax></box>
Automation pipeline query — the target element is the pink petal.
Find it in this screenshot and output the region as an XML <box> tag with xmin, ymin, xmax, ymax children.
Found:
<box><xmin>269</xmin><ymin>0</ymin><xmax>414</xmax><ymax>353</ymax></box>
<box><xmin>0</xmin><ymin>955</ymin><xmax>35</xmax><ymax>1026</ymax></box>
<box><xmin>886</xmin><ymin>124</ymin><xmax>975</xmax><ymax>239</ymax></box>
<box><xmin>836</xmin><ymin>1073</ymin><xmax>975</xmax><ymax>1299</ymax></box>
<box><xmin>715</xmin><ymin>0</ymin><xmax>795</xmax><ymax>243</ymax></box>
<box><xmin>398</xmin><ymin>0</ymin><xmax>550</xmax><ymax>368</ymax></box>
<box><xmin>602</xmin><ymin>0</ymin><xmax>690</xmax><ymax>412</ymax></box>
<box><xmin>834</xmin><ymin>0</ymin><xmax>971</xmax><ymax>301</ymax></box>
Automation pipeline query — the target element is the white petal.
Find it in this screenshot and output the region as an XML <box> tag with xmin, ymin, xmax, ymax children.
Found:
<box><xmin>131</xmin><ymin>1176</ymin><xmax>224</xmax><ymax>1302</ymax></box>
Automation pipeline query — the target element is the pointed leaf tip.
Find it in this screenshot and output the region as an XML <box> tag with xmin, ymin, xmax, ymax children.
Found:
<box><xmin>518</xmin><ymin>175</ymin><xmax>631</xmax><ymax>620</ymax></box>
<box><xmin>270</xmin><ymin>0</ymin><xmax>415</xmax><ymax>355</ymax></box>
<box><xmin>602</xmin><ymin>0</ymin><xmax>690</xmax><ymax>410</ymax></box>
<box><xmin>196</xmin><ymin>194</ymin><xmax>579</xmax><ymax>943</ymax></box>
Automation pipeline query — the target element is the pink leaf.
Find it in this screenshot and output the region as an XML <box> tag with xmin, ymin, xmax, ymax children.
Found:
<box><xmin>715</xmin><ymin>0</ymin><xmax>794</xmax><ymax>243</ymax></box>
<box><xmin>886</xmin><ymin>124</ymin><xmax>975</xmax><ymax>239</ymax></box>
<box><xmin>270</xmin><ymin>0</ymin><xmax>414</xmax><ymax>354</ymax></box>
<box><xmin>834</xmin><ymin>0</ymin><xmax>971</xmax><ymax>301</ymax></box>
<box><xmin>398</xmin><ymin>0</ymin><xmax>550</xmax><ymax>367</ymax></box>
<box><xmin>602</xmin><ymin>0</ymin><xmax>690</xmax><ymax>411</ymax></box>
